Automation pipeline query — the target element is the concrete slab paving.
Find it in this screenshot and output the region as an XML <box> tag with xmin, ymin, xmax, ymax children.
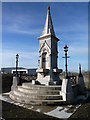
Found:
<box><xmin>0</xmin><ymin>93</ymin><xmax>83</xmax><ymax>119</ymax></box>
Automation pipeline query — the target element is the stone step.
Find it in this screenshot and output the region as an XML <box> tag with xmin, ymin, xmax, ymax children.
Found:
<box><xmin>13</xmin><ymin>89</ymin><xmax>62</xmax><ymax>100</ymax></box>
<box><xmin>10</xmin><ymin>91</ymin><xmax>64</xmax><ymax>105</ymax></box>
<box><xmin>18</xmin><ymin>86</ymin><xmax>61</xmax><ymax>95</ymax></box>
<box><xmin>22</xmin><ymin>83</ymin><xmax>61</xmax><ymax>90</ymax></box>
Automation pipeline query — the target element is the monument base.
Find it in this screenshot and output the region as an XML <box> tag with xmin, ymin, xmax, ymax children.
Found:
<box><xmin>11</xmin><ymin>76</ymin><xmax>19</xmax><ymax>90</ymax></box>
<box><xmin>9</xmin><ymin>83</ymin><xmax>65</xmax><ymax>105</ymax></box>
<box><xmin>36</xmin><ymin>68</ymin><xmax>62</xmax><ymax>85</ymax></box>
<box><xmin>60</xmin><ymin>78</ymin><xmax>74</xmax><ymax>104</ymax></box>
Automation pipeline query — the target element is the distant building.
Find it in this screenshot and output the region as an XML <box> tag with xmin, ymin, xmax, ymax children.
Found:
<box><xmin>1</xmin><ymin>67</ymin><xmax>16</xmax><ymax>74</ymax></box>
<box><xmin>11</xmin><ymin>69</ymin><xmax>28</xmax><ymax>75</ymax></box>
<box><xmin>28</xmin><ymin>69</ymin><xmax>37</xmax><ymax>76</ymax></box>
<box><xmin>1</xmin><ymin>67</ymin><xmax>37</xmax><ymax>76</ymax></box>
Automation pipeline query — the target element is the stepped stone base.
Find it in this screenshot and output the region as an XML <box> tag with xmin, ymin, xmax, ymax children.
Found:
<box><xmin>9</xmin><ymin>83</ymin><xmax>65</xmax><ymax>105</ymax></box>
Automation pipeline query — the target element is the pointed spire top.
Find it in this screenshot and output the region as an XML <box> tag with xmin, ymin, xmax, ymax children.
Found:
<box><xmin>41</xmin><ymin>6</ymin><xmax>55</xmax><ymax>37</ymax></box>
<box><xmin>48</xmin><ymin>5</ymin><xmax>50</xmax><ymax>11</ymax></box>
<box><xmin>79</xmin><ymin>64</ymin><xmax>83</xmax><ymax>77</ymax></box>
<box><xmin>79</xmin><ymin>64</ymin><xmax>81</xmax><ymax>74</ymax></box>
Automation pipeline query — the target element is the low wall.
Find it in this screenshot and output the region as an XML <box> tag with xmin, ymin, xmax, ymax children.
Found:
<box><xmin>60</xmin><ymin>72</ymin><xmax>90</xmax><ymax>89</ymax></box>
<box><xmin>2</xmin><ymin>74</ymin><xmax>13</xmax><ymax>93</ymax></box>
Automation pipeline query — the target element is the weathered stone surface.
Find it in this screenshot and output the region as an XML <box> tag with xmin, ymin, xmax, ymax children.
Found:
<box><xmin>36</xmin><ymin>6</ymin><xmax>62</xmax><ymax>85</ymax></box>
<box><xmin>11</xmin><ymin>76</ymin><xmax>19</xmax><ymax>90</ymax></box>
<box><xmin>78</xmin><ymin>76</ymin><xmax>85</xmax><ymax>94</ymax></box>
<box><xmin>60</xmin><ymin>79</ymin><xmax>74</xmax><ymax>103</ymax></box>
<box><xmin>41</xmin><ymin>6</ymin><xmax>55</xmax><ymax>37</ymax></box>
<box><xmin>9</xmin><ymin>83</ymin><xmax>64</xmax><ymax>105</ymax></box>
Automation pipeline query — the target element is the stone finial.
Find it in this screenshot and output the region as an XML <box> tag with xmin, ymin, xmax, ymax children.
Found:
<box><xmin>79</xmin><ymin>64</ymin><xmax>83</xmax><ymax>77</ymax></box>
<box><xmin>48</xmin><ymin>6</ymin><xmax>50</xmax><ymax>11</ymax></box>
<box><xmin>78</xmin><ymin>64</ymin><xmax>85</xmax><ymax>94</ymax></box>
<box><xmin>79</xmin><ymin>64</ymin><xmax>81</xmax><ymax>74</ymax></box>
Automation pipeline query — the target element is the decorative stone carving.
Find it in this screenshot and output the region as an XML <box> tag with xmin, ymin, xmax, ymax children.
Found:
<box><xmin>36</xmin><ymin>6</ymin><xmax>62</xmax><ymax>85</ymax></box>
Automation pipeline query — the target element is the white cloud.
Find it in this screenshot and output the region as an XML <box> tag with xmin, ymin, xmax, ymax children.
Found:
<box><xmin>1</xmin><ymin>45</ymin><xmax>88</xmax><ymax>71</ymax></box>
<box><xmin>5</xmin><ymin>25</ymin><xmax>42</xmax><ymax>35</ymax></box>
<box><xmin>2</xmin><ymin>50</ymin><xmax>38</xmax><ymax>68</ymax></box>
<box><xmin>3</xmin><ymin>19</ymin><xmax>42</xmax><ymax>35</ymax></box>
<box><xmin>3</xmin><ymin>11</ymin><xmax>42</xmax><ymax>35</ymax></box>
<box><xmin>58</xmin><ymin>44</ymin><xmax>88</xmax><ymax>57</ymax></box>
<box><xmin>69</xmin><ymin>46</ymin><xmax>88</xmax><ymax>55</ymax></box>
<box><xmin>56</xmin><ymin>23</ymin><xmax>88</xmax><ymax>33</ymax></box>
<box><xmin>58</xmin><ymin>44</ymin><xmax>88</xmax><ymax>71</ymax></box>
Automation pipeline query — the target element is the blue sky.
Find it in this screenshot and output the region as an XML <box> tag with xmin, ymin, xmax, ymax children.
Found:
<box><xmin>2</xmin><ymin>2</ymin><xmax>88</xmax><ymax>72</ymax></box>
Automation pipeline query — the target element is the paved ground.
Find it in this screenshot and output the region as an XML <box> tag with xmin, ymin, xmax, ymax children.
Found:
<box><xmin>0</xmin><ymin>93</ymin><xmax>90</xmax><ymax>120</ymax></box>
<box><xmin>1</xmin><ymin>97</ymin><xmax>90</xmax><ymax>120</ymax></box>
<box><xmin>0</xmin><ymin>93</ymin><xmax>81</xmax><ymax>119</ymax></box>
<box><xmin>68</xmin><ymin>96</ymin><xmax>90</xmax><ymax>119</ymax></box>
<box><xmin>1</xmin><ymin>100</ymin><xmax>61</xmax><ymax>120</ymax></box>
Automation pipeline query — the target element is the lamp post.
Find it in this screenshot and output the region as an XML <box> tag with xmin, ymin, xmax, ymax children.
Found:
<box><xmin>16</xmin><ymin>54</ymin><xmax>19</xmax><ymax>77</ymax></box>
<box><xmin>63</xmin><ymin>45</ymin><xmax>70</xmax><ymax>78</ymax></box>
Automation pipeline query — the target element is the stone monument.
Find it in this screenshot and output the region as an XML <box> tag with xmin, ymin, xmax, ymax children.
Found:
<box><xmin>36</xmin><ymin>6</ymin><xmax>62</xmax><ymax>85</ymax></box>
<box><xmin>9</xmin><ymin>6</ymin><xmax>86</xmax><ymax>105</ymax></box>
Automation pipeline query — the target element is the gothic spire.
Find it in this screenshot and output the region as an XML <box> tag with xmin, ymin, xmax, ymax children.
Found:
<box><xmin>41</xmin><ymin>6</ymin><xmax>55</xmax><ymax>37</ymax></box>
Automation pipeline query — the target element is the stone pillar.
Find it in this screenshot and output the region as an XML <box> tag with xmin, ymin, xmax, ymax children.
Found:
<box><xmin>60</xmin><ymin>78</ymin><xmax>74</xmax><ymax>103</ymax></box>
<box><xmin>41</xmin><ymin>55</ymin><xmax>42</xmax><ymax>68</ymax></box>
<box><xmin>78</xmin><ymin>76</ymin><xmax>85</xmax><ymax>94</ymax></box>
<box><xmin>11</xmin><ymin>76</ymin><xmax>19</xmax><ymax>90</ymax></box>
<box><xmin>49</xmin><ymin>54</ymin><xmax>54</xmax><ymax>85</ymax></box>
<box><xmin>48</xmin><ymin>54</ymin><xmax>50</xmax><ymax>68</ymax></box>
<box><xmin>78</xmin><ymin>64</ymin><xmax>85</xmax><ymax>94</ymax></box>
<box><xmin>40</xmin><ymin>55</ymin><xmax>42</xmax><ymax>69</ymax></box>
